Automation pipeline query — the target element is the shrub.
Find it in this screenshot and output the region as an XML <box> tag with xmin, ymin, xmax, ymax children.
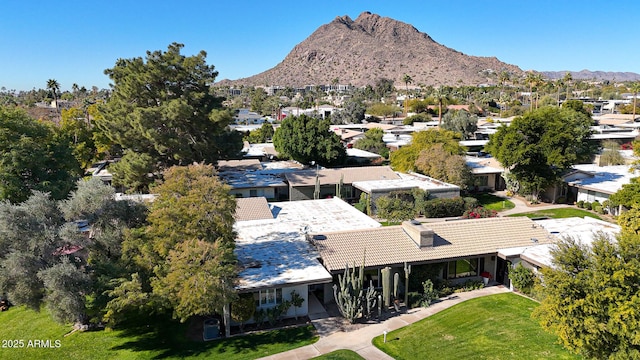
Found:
<box><xmin>421</xmin><ymin>279</ymin><xmax>439</xmax><ymax>307</ymax></box>
<box><xmin>594</xmin><ymin>205</ymin><xmax>604</xmax><ymax>214</ymax></box>
<box><xmin>576</xmin><ymin>200</ymin><xmax>585</xmax><ymax>208</ymax></box>
<box><xmin>462</xmin><ymin>206</ymin><xmax>498</xmax><ymax>219</ymax></box>
<box><xmin>584</xmin><ymin>202</ymin><xmax>592</xmax><ymax>210</ymax></box>
<box><xmin>555</xmin><ymin>196</ymin><xmax>566</xmax><ymax>204</ymax></box>
<box><xmin>510</xmin><ymin>263</ymin><xmax>535</xmax><ymax>295</ymax></box>
<box><xmin>463</xmin><ymin>197</ymin><xmax>480</xmax><ymax>211</ymax></box>
<box><xmin>423</xmin><ymin>197</ymin><xmax>466</xmax><ymax>218</ymax></box>
<box><xmin>407</xmin><ymin>292</ymin><xmax>423</xmax><ymax>308</ymax></box>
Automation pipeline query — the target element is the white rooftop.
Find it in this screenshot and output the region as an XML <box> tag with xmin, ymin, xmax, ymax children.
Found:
<box><xmin>346</xmin><ymin>148</ymin><xmax>383</xmax><ymax>159</ymax></box>
<box><xmin>567</xmin><ymin>164</ymin><xmax>638</xmax><ymax>195</ymax></box>
<box><xmin>465</xmin><ymin>156</ymin><xmax>505</xmax><ymax>174</ymax></box>
<box><xmin>499</xmin><ymin>217</ymin><xmax>620</xmax><ymax>268</ymax></box>
<box><xmin>352</xmin><ymin>172</ymin><xmax>460</xmax><ymax>193</ymax></box>
<box><xmin>234</xmin><ymin>197</ymin><xmax>381</xmax><ymax>290</ymax></box>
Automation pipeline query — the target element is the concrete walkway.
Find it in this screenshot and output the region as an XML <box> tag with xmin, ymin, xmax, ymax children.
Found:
<box><xmin>491</xmin><ymin>191</ymin><xmax>571</xmax><ymax>216</ymax></box>
<box><xmin>258</xmin><ymin>286</ymin><xmax>510</xmax><ymax>360</ymax></box>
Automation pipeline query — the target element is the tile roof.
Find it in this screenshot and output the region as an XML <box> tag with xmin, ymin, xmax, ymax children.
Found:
<box><xmin>235</xmin><ymin>197</ymin><xmax>274</xmax><ymax>221</ymax></box>
<box><xmin>217</xmin><ymin>159</ymin><xmax>262</xmax><ymax>172</ymax></box>
<box><xmin>312</xmin><ymin>217</ymin><xmax>555</xmax><ymax>272</ymax></box>
<box><xmin>285</xmin><ymin>166</ymin><xmax>400</xmax><ymax>186</ymax></box>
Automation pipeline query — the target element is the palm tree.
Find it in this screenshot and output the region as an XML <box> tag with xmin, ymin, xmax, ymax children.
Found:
<box><xmin>402</xmin><ymin>74</ymin><xmax>413</xmax><ymax>115</ymax></box>
<box><xmin>434</xmin><ymin>86</ymin><xmax>446</xmax><ymax>126</ymax></box>
<box><xmin>630</xmin><ymin>82</ymin><xmax>640</xmax><ymax>121</ymax></box>
<box><xmin>524</xmin><ymin>72</ymin><xmax>537</xmax><ymax>110</ymax></box>
<box><xmin>563</xmin><ymin>72</ymin><xmax>573</xmax><ymax>101</ymax></box>
<box><xmin>46</xmin><ymin>79</ymin><xmax>61</xmax><ymax>118</ymax></box>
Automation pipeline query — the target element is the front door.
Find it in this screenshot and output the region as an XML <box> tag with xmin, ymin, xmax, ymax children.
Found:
<box><xmin>496</xmin><ymin>257</ymin><xmax>508</xmax><ymax>285</ymax></box>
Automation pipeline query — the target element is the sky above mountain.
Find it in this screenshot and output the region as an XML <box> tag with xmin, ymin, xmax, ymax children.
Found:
<box><xmin>2</xmin><ymin>0</ymin><xmax>638</xmax><ymax>91</ymax></box>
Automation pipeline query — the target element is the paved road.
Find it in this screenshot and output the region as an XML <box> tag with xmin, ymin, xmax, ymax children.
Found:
<box><xmin>258</xmin><ymin>286</ymin><xmax>510</xmax><ymax>360</ymax></box>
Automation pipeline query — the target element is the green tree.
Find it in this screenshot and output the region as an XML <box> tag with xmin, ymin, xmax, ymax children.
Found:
<box><xmin>330</xmin><ymin>98</ymin><xmax>366</xmax><ymax>125</ymax></box>
<box><xmin>272</xmin><ymin>114</ymin><xmax>346</xmax><ymax>166</ymax></box>
<box><xmin>0</xmin><ymin>106</ymin><xmax>80</xmax><ymax>203</ymax></box>
<box><xmin>486</xmin><ymin>106</ymin><xmax>595</xmax><ymax>198</ymax></box>
<box><xmin>57</xmin><ymin>107</ymin><xmax>97</xmax><ymax>169</ymax></box>
<box><xmin>46</xmin><ymin>79</ymin><xmax>60</xmax><ymax>115</ymax></box>
<box><xmin>609</xmin><ymin>177</ymin><xmax>640</xmax><ymax>209</ymax></box>
<box><xmin>367</xmin><ymin>103</ymin><xmax>401</xmax><ymax>121</ymax></box>
<box><xmin>114</xmin><ymin>164</ymin><xmax>237</xmax><ymax>323</ymax></box>
<box><xmin>533</xmin><ymin>232</ymin><xmax>640</xmax><ymax>359</ymax></box>
<box><xmin>629</xmin><ymin>82</ymin><xmax>640</xmax><ymax>121</ymax></box>
<box><xmin>440</xmin><ymin>109</ymin><xmax>478</xmax><ymax>140</ymax></box>
<box><xmin>353</xmin><ymin>128</ymin><xmax>389</xmax><ymax>158</ymax></box>
<box><xmin>390</xmin><ymin>129</ymin><xmax>464</xmax><ymax>173</ymax></box>
<box><xmin>97</xmin><ymin>43</ymin><xmax>242</xmax><ymax>192</ymax></box>
<box><xmin>414</xmin><ymin>143</ymin><xmax>473</xmax><ymax>190</ymax></box>
<box><xmin>599</xmin><ymin>140</ymin><xmax>625</xmax><ymax>166</ymax></box>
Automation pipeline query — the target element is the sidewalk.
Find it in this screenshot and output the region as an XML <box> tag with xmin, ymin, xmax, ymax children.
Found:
<box><xmin>491</xmin><ymin>191</ymin><xmax>571</xmax><ymax>216</ymax></box>
<box><xmin>258</xmin><ymin>285</ymin><xmax>510</xmax><ymax>360</ymax></box>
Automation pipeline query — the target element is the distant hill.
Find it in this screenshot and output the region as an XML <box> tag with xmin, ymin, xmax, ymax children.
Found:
<box><xmin>218</xmin><ymin>12</ymin><xmax>524</xmax><ymax>88</ymax></box>
<box><xmin>541</xmin><ymin>70</ymin><xmax>640</xmax><ymax>82</ymax></box>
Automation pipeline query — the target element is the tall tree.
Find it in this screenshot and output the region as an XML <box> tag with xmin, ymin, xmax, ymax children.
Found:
<box><xmin>629</xmin><ymin>82</ymin><xmax>640</xmax><ymax>121</ymax></box>
<box><xmin>273</xmin><ymin>114</ymin><xmax>346</xmax><ymax>166</ymax></box>
<box><xmin>97</xmin><ymin>43</ymin><xmax>242</xmax><ymax>192</ymax></box>
<box><xmin>0</xmin><ymin>106</ymin><xmax>80</xmax><ymax>203</ymax></box>
<box><xmin>47</xmin><ymin>79</ymin><xmax>60</xmax><ymax>115</ymax></box>
<box><xmin>402</xmin><ymin>74</ymin><xmax>413</xmax><ymax>115</ymax></box>
<box><xmin>486</xmin><ymin>106</ymin><xmax>595</xmax><ymax>198</ymax></box>
<box><xmin>112</xmin><ymin>164</ymin><xmax>237</xmax><ymax>323</ymax></box>
<box><xmin>563</xmin><ymin>72</ymin><xmax>573</xmax><ymax>101</ymax></box>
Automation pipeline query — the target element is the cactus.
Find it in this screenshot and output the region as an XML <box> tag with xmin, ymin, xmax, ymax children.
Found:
<box><xmin>381</xmin><ymin>267</ymin><xmax>391</xmax><ymax>308</ymax></box>
<box><xmin>333</xmin><ymin>262</ymin><xmax>364</xmax><ymax>323</ymax></box>
<box><xmin>404</xmin><ymin>262</ymin><xmax>412</xmax><ymax>308</ymax></box>
<box><xmin>363</xmin><ymin>280</ymin><xmax>377</xmax><ymax>320</ymax></box>
<box><xmin>394</xmin><ymin>272</ymin><xmax>400</xmax><ymax>299</ymax></box>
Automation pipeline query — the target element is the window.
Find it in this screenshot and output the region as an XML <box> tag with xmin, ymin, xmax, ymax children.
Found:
<box><xmin>446</xmin><ymin>258</ymin><xmax>480</xmax><ymax>279</ymax></box>
<box><xmin>254</xmin><ymin>288</ymin><xmax>282</xmax><ymax>307</ymax></box>
<box><xmin>476</xmin><ymin>176</ymin><xmax>489</xmax><ymax>187</ymax></box>
<box><xmin>250</xmin><ymin>189</ymin><xmax>258</xmax><ymax>197</ymax></box>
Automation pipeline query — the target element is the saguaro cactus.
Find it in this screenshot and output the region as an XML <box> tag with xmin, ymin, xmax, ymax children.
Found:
<box><xmin>404</xmin><ymin>262</ymin><xmax>412</xmax><ymax>308</ymax></box>
<box><xmin>381</xmin><ymin>267</ymin><xmax>391</xmax><ymax>308</ymax></box>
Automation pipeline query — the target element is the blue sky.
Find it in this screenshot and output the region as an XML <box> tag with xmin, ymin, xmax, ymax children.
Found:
<box><xmin>2</xmin><ymin>0</ymin><xmax>638</xmax><ymax>92</ymax></box>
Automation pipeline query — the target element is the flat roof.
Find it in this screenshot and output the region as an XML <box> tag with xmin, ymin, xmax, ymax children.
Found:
<box><xmin>285</xmin><ymin>166</ymin><xmax>400</xmax><ymax>186</ymax></box>
<box><xmin>567</xmin><ymin>164</ymin><xmax>638</xmax><ymax>194</ymax></box>
<box><xmin>465</xmin><ymin>156</ymin><xmax>505</xmax><ymax>175</ymax></box>
<box><xmin>313</xmin><ymin>217</ymin><xmax>553</xmax><ymax>273</ymax></box>
<box><xmin>352</xmin><ymin>172</ymin><xmax>459</xmax><ymax>193</ymax></box>
<box><xmin>234</xmin><ymin>197</ymin><xmax>382</xmax><ymax>290</ymax></box>
<box><xmin>504</xmin><ymin>217</ymin><xmax>621</xmax><ymax>269</ymax></box>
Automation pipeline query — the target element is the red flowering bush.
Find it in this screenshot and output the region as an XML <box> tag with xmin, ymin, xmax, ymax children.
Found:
<box><xmin>462</xmin><ymin>206</ymin><xmax>498</xmax><ymax>219</ymax></box>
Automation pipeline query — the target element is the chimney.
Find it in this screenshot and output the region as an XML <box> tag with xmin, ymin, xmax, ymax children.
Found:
<box><xmin>402</xmin><ymin>220</ymin><xmax>434</xmax><ymax>248</ymax></box>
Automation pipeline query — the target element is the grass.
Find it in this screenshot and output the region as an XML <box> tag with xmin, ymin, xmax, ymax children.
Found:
<box><xmin>373</xmin><ymin>293</ymin><xmax>580</xmax><ymax>360</ymax></box>
<box><xmin>313</xmin><ymin>349</ymin><xmax>365</xmax><ymax>359</ymax></box>
<box><xmin>472</xmin><ymin>193</ymin><xmax>515</xmax><ymax>211</ymax></box>
<box><xmin>508</xmin><ymin>207</ymin><xmax>601</xmax><ymax>220</ymax></box>
<box><xmin>0</xmin><ymin>306</ymin><xmax>318</xmax><ymax>360</ymax></box>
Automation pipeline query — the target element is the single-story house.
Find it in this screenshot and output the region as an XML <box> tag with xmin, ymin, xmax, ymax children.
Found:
<box><xmin>564</xmin><ymin>164</ymin><xmax>638</xmax><ymax>204</ymax></box>
<box><xmin>465</xmin><ymin>156</ymin><xmax>506</xmax><ymax>191</ymax></box>
<box><xmin>233</xmin><ymin>197</ymin><xmax>382</xmax><ymax>318</ymax></box>
<box><xmin>499</xmin><ymin>217</ymin><xmax>620</xmax><ymax>284</ymax></box>
<box><xmin>285</xmin><ymin>166</ymin><xmax>401</xmax><ymax>201</ymax></box>
<box><xmin>217</xmin><ymin>159</ymin><xmax>289</xmax><ymax>200</ymax></box>
<box><xmin>352</xmin><ymin>172</ymin><xmax>460</xmax><ymax>213</ymax></box>
<box><xmin>311</xmin><ymin>216</ymin><xmax>555</xmax><ymax>295</ymax></box>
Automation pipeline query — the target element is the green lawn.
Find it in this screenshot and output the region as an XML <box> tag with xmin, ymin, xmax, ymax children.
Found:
<box><xmin>0</xmin><ymin>306</ymin><xmax>318</xmax><ymax>360</ymax></box>
<box><xmin>313</xmin><ymin>349</ymin><xmax>364</xmax><ymax>359</ymax></box>
<box><xmin>508</xmin><ymin>207</ymin><xmax>601</xmax><ymax>220</ymax></box>
<box><xmin>373</xmin><ymin>293</ymin><xmax>580</xmax><ymax>360</ymax></box>
<box><xmin>472</xmin><ymin>193</ymin><xmax>515</xmax><ymax>211</ymax></box>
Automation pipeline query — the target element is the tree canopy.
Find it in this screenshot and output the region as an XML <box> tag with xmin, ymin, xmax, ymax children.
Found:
<box><xmin>440</xmin><ymin>109</ymin><xmax>478</xmax><ymax>140</ymax></box>
<box><xmin>353</xmin><ymin>128</ymin><xmax>389</xmax><ymax>158</ymax></box>
<box><xmin>0</xmin><ymin>106</ymin><xmax>80</xmax><ymax>203</ymax></box>
<box><xmin>485</xmin><ymin>106</ymin><xmax>595</xmax><ymax>197</ymax></box>
<box><xmin>272</xmin><ymin>114</ymin><xmax>346</xmax><ymax>166</ymax></box>
<box><xmin>110</xmin><ymin>164</ymin><xmax>237</xmax><ymax>323</ymax></box>
<box><xmin>533</xmin><ymin>231</ymin><xmax>640</xmax><ymax>359</ymax></box>
<box><xmin>96</xmin><ymin>43</ymin><xmax>242</xmax><ymax>192</ymax></box>
<box><xmin>390</xmin><ymin>129</ymin><xmax>464</xmax><ymax>173</ymax></box>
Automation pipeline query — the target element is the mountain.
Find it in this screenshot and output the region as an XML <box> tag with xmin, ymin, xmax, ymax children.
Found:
<box><xmin>541</xmin><ymin>70</ymin><xmax>640</xmax><ymax>82</ymax></box>
<box><xmin>217</xmin><ymin>12</ymin><xmax>524</xmax><ymax>88</ymax></box>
